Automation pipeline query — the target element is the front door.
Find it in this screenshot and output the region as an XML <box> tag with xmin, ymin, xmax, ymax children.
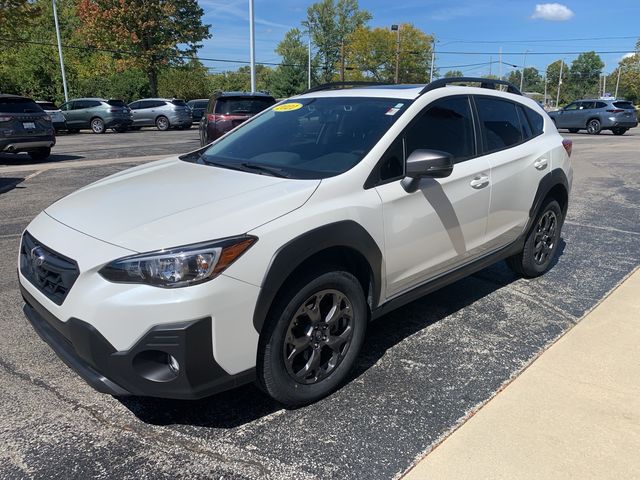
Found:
<box><xmin>556</xmin><ymin>101</ymin><xmax>580</xmax><ymax>128</ymax></box>
<box><xmin>375</xmin><ymin>95</ymin><xmax>492</xmax><ymax>298</ymax></box>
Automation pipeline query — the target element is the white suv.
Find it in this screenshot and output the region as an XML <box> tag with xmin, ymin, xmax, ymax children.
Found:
<box><xmin>19</xmin><ymin>78</ymin><xmax>573</xmax><ymax>406</ymax></box>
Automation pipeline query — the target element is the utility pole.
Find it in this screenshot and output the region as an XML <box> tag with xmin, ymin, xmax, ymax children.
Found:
<box><xmin>249</xmin><ymin>0</ymin><xmax>256</xmax><ymax>93</ymax></box>
<box><xmin>520</xmin><ymin>50</ymin><xmax>530</xmax><ymax>92</ymax></box>
<box><xmin>556</xmin><ymin>60</ymin><xmax>564</xmax><ymax>108</ymax></box>
<box><xmin>429</xmin><ymin>39</ymin><xmax>435</xmax><ymax>82</ymax></box>
<box><xmin>340</xmin><ymin>40</ymin><xmax>345</xmax><ymax>82</ymax></box>
<box><xmin>489</xmin><ymin>56</ymin><xmax>492</xmax><ymax>76</ymax></box>
<box><xmin>391</xmin><ymin>24</ymin><xmax>400</xmax><ymax>84</ymax></box>
<box><xmin>602</xmin><ymin>73</ymin><xmax>606</xmax><ymax>97</ymax></box>
<box><xmin>498</xmin><ymin>47</ymin><xmax>502</xmax><ymax>80</ymax></box>
<box><xmin>52</xmin><ymin>0</ymin><xmax>68</xmax><ymax>102</ymax></box>
<box><xmin>543</xmin><ymin>72</ymin><xmax>548</xmax><ymax>107</ymax></box>
<box><xmin>308</xmin><ymin>33</ymin><xmax>312</xmax><ymax>90</ymax></box>
<box><xmin>614</xmin><ymin>66</ymin><xmax>622</xmax><ymax>98</ymax></box>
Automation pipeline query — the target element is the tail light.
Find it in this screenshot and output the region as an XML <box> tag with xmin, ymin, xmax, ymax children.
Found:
<box><xmin>562</xmin><ymin>139</ymin><xmax>573</xmax><ymax>157</ymax></box>
<box><xmin>207</xmin><ymin>114</ymin><xmax>225</xmax><ymax>122</ymax></box>
<box><xmin>0</xmin><ymin>115</ymin><xmax>12</xmax><ymax>122</ymax></box>
<box><xmin>606</xmin><ymin>109</ymin><xmax>624</xmax><ymax>113</ymax></box>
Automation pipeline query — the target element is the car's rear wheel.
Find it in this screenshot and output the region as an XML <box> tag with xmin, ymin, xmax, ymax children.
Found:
<box><xmin>155</xmin><ymin>116</ymin><xmax>170</xmax><ymax>131</ymax></box>
<box><xmin>586</xmin><ymin>119</ymin><xmax>601</xmax><ymax>135</ymax></box>
<box><xmin>507</xmin><ymin>199</ymin><xmax>563</xmax><ymax>278</ymax></box>
<box><xmin>90</xmin><ymin>117</ymin><xmax>105</xmax><ymax>134</ymax></box>
<box><xmin>258</xmin><ymin>269</ymin><xmax>367</xmax><ymax>407</ymax></box>
<box><xmin>28</xmin><ymin>147</ymin><xmax>51</xmax><ymax>161</ymax></box>
<box><xmin>568</xmin><ymin>128</ymin><xmax>579</xmax><ymax>133</ymax></box>
<box><xmin>612</xmin><ymin>127</ymin><xmax>627</xmax><ymax>136</ymax></box>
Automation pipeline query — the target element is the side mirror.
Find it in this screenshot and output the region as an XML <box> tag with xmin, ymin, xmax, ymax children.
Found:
<box><xmin>401</xmin><ymin>149</ymin><xmax>454</xmax><ymax>193</ymax></box>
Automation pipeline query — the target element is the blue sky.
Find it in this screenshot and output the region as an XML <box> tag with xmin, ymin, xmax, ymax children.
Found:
<box><xmin>198</xmin><ymin>0</ymin><xmax>639</xmax><ymax>77</ymax></box>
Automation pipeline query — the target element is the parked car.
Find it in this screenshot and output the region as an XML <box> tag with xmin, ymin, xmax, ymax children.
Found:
<box><xmin>36</xmin><ymin>101</ymin><xmax>67</xmax><ymax>132</ymax></box>
<box><xmin>1</xmin><ymin>94</ymin><xmax>55</xmax><ymax>160</ymax></box>
<box><xmin>128</xmin><ymin>98</ymin><xmax>192</xmax><ymax>131</ymax></box>
<box><xmin>59</xmin><ymin>98</ymin><xmax>132</xmax><ymax>134</ymax></box>
<box><xmin>548</xmin><ymin>98</ymin><xmax>638</xmax><ymax>135</ymax></box>
<box><xmin>18</xmin><ymin>78</ymin><xmax>573</xmax><ymax>406</ymax></box>
<box><xmin>187</xmin><ymin>98</ymin><xmax>208</xmax><ymax>123</ymax></box>
<box><xmin>199</xmin><ymin>91</ymin><xmax>276</xmax><ymax>146</ymax></box>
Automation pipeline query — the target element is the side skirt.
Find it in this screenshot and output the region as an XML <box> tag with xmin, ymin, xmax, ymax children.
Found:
<box><xmin>371</xmin><ymin>238</ymin><xmax>524</xmax><ymax>320</ymax></box>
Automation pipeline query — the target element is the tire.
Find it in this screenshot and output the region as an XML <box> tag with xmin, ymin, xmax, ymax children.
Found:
<box><xmin>612</xmin><ymin>128</ymin><xmax>627</xmax><ymax>136</ymax></box>
<box><xmin>586</xmin><ymin>118</ymin><xmax>601</xmax><ymax>135</ymax></box>
<box><xmin>90</xmin><ymin>117</ymin><xmax>106</xmax><ymax>134</ymax></box>
<box><xmin>155</xmin><ymin>116</ymin><xmax>170</xmax><ymax>131</ymax></box>
<box><xmin>568</xmin><ymin>128</ymin><xmax>579</xmax><ymax>133</ymax></box>
<box><xmin>28</xmin><ymin>147</ymin><xmax>51</xmax><ymax>161</ymax></box>
<box><xmin>507</xmin><ymin>199</ymin><xmax>563</xmax><ymax>278</ymax></box>
<box><xmin>257</xmin><ymin>269</ymin><xmax>367</xmax><ymax>407</ymax></box>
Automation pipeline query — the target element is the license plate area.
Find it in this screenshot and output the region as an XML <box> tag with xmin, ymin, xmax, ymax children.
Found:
<box><xmin>23</xmin><ymin>122</ymin><xmax>36</xmax><ymax>129</ymax></box>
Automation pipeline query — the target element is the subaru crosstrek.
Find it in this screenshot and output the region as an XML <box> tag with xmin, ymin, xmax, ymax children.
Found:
<box><xmin>19</xmin><ymin>78</ymin><xmax>573</xmax><ymax>406</ymax></box>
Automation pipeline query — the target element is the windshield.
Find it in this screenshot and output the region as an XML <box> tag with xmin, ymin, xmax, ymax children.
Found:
<box><xmin>194</xmin><ymin>97</ymin><xmax>411</xmax><ymax>179</ymax></box>
<box><xmin>171</xmin><ymin>99</ymin><xmax>187</xmax><ymax>106</ymax></box>
<box><xmin>107</xmin><ymin>99</ymin><xmax>127</xmax><ymax>107</ymax></box>
<box><xmin>38</xmin><ymin>102</ymin><xmax>58</xmax><ymax>110</ymax></box>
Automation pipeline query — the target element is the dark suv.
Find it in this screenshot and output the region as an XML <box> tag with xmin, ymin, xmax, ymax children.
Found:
<box><xmin>199</xmin><ymin>92</ymin><xmax>276</xmax><ymax>146</ymax></box>
<box><xmin>0</xmin><ymin>95</ymin><xmax>55</xmax><ymax>160</ymax></box>
<box><xmin>187</xmin><ymin>98</ymin><xmax>208</xmax><ymax>123</ymax></box>
<box><xmin>548</xmin><ymin>98</ymin><xmax>638</xmax><ymax>135</ymax></box>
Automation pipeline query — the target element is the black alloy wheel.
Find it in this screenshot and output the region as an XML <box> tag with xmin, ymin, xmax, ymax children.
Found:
<box><xmin>258</xmin><ymin>269</ymin><xmax>367</xmax><ymax>407</ymax></box>
<box><xmin>587</xmin><ymin>119</ymin><xmax>601</xmax><ymax>135</ymax></box>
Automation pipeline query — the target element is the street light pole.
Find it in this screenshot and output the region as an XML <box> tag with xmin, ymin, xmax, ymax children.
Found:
<box><xmin>52</xmin><ymin>0</ymin><xmax>68</xmax><ymax>102</ymax></box>
<box><xmin>391</xmin><ymin>24</ymin><xmax>400</xmax><ymax>84</ymax></box>
<box><xmin>429</xmin><ymin>39</ymin><xmax>435</xmax><ymax>82</ymax></box>
<box><xmin>556</xmin><ymin>60</ymin><xmax>564</xmax><ymax>108</ymax></box>
<box><xmin>249</xmin><ymin>0</ymin><xmax>256</xmax><ymax>93</ymax></box>
<box><xmin>614</xmin><ymin>66</ymin><xmax>622</xmax><ymax>99</ymax></box>
<box><xmin>520</xmin><ymin>49</ymin><xmax>530</xmax><ymax>92</ymax></box>
<box><xmin>308</xmin><ymin>33</ymin><xmax>312</xmax><ymax>90</ymax></box>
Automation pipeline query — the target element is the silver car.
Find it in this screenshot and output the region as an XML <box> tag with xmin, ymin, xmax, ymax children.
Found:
<box><xmin>548</xmin><ymin>99</ymin><xmax>638</xmax><ymax>135</ymax></box>
<box><xmin>128</xmin><ymin>98</ymin><xmax>192</xmax><ymax>131</ymax></box>
<box><xmin>36</xmin><ymin>101</ymin><xmax>67</xmax><ymax>132</ymax></box>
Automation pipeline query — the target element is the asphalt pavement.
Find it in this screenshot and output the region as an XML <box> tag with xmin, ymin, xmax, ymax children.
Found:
<box><xmin>0</xmin><ymin>128</ymin><xmax>638</xmax><ymax>479</ymax></box>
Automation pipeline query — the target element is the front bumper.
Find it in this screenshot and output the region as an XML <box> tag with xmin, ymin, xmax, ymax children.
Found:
<box><xmin>21</xmin><ymin>284</ymin><xmax>255</xmax><ymax>399</ymax></box>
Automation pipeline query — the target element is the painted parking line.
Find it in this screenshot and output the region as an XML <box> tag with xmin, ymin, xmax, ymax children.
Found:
<box><xmin>0</xmin><ymin>154</ymin><xmax>167</xmax><ymax>174</ymax></box>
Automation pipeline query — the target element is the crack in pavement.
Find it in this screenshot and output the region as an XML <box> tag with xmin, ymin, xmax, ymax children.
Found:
<box><xmin>0</xmin><ymin>355</ymin><xmax>270</xmax><ymax>477</ymax></box>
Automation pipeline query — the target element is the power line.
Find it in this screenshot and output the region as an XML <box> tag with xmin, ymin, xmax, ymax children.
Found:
<box><xmin>438</xmin><ymin>35</ymin><xmax>638</xmax><ymax>44</ymax></box>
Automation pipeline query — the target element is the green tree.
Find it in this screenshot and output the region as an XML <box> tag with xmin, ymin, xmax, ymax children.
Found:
<box><xmin>608</xmin><ymin>51</ymin><xmax>640</xmax><ymax>103</ymax></box>
<box><xmin>444</xmin><ymin>70</ymin><xmax>464</xmax><ymax>78</ymax></box>
<box><xmin>270</xmin><ymin>28</ymin><xmax>310</xmax><ymax>97</ymax></box>
<box><xmin>506</xmin><ymin>67</ymin><xmax>543</xmax><ymax>93</ymax></box>
<box><xmin>546</xmin><ymin>59</ymin><xmax>570</xmax><ymax>105</ymax></box>
<box><xmin>344</xmin><ymin>24</ymin><xmax>432</xmax><ymax>83</ymax></box>
<box><xmin>303</xmin><ymin>0</ymin><xmax>371</xmax><ymax>83</ymax></box>
<box><xmin>77</xmin><ymin>0</ymin><xmax>210</xmax><ymax>96</ymax></box>
<box><xmin>209</xmin><ymin>65</ymin><xmax>274</xmax><ymax>94</ymax></box>
<box><xmin>158</xmin><ymin>60</ymin><xmax>212</xmax><ymax>100</ymax></box>
<box><xmin>0</xmin><ymin>0</ymin><xmax>39</xmax><ymax>36</ymax></box>
<box><xmin>568</xmin><ymin>51</ymin><xmax>604</xmax><ymax>99</ymax></box>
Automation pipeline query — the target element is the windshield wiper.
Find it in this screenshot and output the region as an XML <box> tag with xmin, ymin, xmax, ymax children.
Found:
<box><xmin>239</xmin><ymin>162</ymin><xmax>292</xmax><ymax>178</ymax></box>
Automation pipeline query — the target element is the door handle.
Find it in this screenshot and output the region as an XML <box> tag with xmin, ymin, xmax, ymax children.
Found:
<box><xmin>534</xmin><ymin>158</ymin><xmax>548</xmax><ymax>170</ymax></box>
<box><xmin>470</xmin><ymin>175</ymin><xmax>489</xmax><ymax>189</ymax></box>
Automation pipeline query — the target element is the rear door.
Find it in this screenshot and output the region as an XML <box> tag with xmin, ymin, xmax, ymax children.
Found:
<box><xmin>375</xmin><ymin>95</ymin><xmax>492</xmax><ymax>297</ymax></box>
<box><xmin>475</xmin><ymin>96</ymin><xmax>549</xmax><ymax>248</ymax></box>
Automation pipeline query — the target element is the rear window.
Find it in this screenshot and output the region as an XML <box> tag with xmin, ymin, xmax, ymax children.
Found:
<box><xmin>38</xmin><ymin>102</ymin><xmax>58</xmax><ymax>110</ymax></box>
<box><xmin>0</xmin><ymin>97</ymin><xmax>44</xmax><ymax>113</ymax></box>
<box><xmin>525</xmin><ymin>107</ymin><xmax>544</xmax><ymax>136</ymax></box>
<box><xmin>215</xmin><ymin>97</ymin><xmax>276</xmax><ymax>115</ymax></box>
<box><xmin>192</xmin><ymin>100</ymin><xmax>208</xmax><ymax>108</ymax></box>
<box><xmin>171</xmin><ymin>99</ymin><xmax>187</xmax><ymax>106</ymax></box>
<box><xmin>613</xmin><ymin>101</ymin><xmax>634</xmax><ymax>109</ymax></box>
<box><xmin>107</xmin><ymin>99</ymin><xmax>127</xmax><ymax>107</ymax></box>
<box><xmin>475</xmin><ymin>97</ymin><xmax>523</xmax><ymax>153</ymax></box>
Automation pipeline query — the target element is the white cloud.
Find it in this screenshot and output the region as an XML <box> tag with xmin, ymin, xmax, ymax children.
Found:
<box><xmin>531</xmin><ymin>3</ymin><xmax>574</xmax><ymax>21</ymax></box>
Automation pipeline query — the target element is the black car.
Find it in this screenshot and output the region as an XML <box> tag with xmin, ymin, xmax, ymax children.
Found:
<box><xmin>187</xmin><ymin>98</ymin><xmax>208</xmax><ymax>123</ymax></box>
<box><xmin>0</xmin><ymin>95</ymin><xmax>55</xmax><ymax>160</ymax></box>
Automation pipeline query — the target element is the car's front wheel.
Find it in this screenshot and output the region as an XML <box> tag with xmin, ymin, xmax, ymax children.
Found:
<box><xmin>258</xmin><ymin>269</ymin><xmax>367</xmax><ymax>407</ymax></box>
<box><xmin>507</xmin><ymin>199</ymin><xmax>563</xmax><ymax>278</ymax></box>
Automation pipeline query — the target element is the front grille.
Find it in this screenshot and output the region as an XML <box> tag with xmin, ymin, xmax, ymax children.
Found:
<box><xmin>19</xmin><ymin>232</ymin><xmax>79</xmax><ymax>305</ymax></box>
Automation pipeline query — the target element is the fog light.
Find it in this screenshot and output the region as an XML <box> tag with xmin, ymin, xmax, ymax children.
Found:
<box><xmin>132</xmin><ymin>350</ymin><xmax>180</xmax><ymax>382</ymax></box>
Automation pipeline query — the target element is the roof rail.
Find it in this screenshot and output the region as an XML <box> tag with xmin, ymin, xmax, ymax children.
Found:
<box><xmin>420</xmin><ymin>77</ymin><xmax>522</xmax><ymax>96</ymax></box>
<box><xmin>303</xmin><ymin>81</ymin><xmax>389</xmax><ymax>94</ymax></box>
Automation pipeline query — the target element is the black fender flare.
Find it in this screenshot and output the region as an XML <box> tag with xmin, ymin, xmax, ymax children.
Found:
<box><xmin>252</xmin><ymin>220</ymin><xmax>382</xmax><ymax>333</ymax></box>
<box><xmin>527</xmin><ymin>167</ymin><xmax>569</xmax><ymax>232</ymax></box>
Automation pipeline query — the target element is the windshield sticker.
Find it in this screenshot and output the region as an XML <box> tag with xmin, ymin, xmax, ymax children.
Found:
<box><xmin>385</xmin><ymin>107</ymin><xmax>400</xmax><ymax>116</ymax></box>
<box><xmin>273</xmin><ymin>102</ymin><xmax>303</xmax><ymax>112</ymax></box>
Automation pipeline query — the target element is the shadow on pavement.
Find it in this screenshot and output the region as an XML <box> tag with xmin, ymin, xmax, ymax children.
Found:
<box><xmin>0</xmin><ymin>152</ymin><xmax>85</xmax><ymax>167</ymax></box>
<box><xmin>119</xmin><ymin>241</ymin><xmax>567</xmax><ymax>429</ymax></box>
<box><xmin>0</xmin><ymin>177</ymin><xmax>25</xmax><ymax>194</ymax></box>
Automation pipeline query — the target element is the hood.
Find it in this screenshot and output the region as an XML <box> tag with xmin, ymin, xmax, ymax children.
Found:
<box><xmin>45</xmin><ymin>157</ymin><xmax>320</xmax><ymax>252</ymax></box>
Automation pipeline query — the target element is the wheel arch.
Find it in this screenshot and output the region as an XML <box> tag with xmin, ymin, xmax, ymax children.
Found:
<box><xmin>252</xmin><ymin>221</ymin><xmax>382</xmax><ymax>334</ymax></box>
<box><xmin>528</xmin><ymin>168</ymin><xmax>569</xmax><ymax>230</ymax></box>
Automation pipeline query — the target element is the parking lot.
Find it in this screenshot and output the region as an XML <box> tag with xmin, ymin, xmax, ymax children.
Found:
<box><xmin>1</xmin><ymin>129</ymin><xmax>639</xmax><ymax>479</ymax></box>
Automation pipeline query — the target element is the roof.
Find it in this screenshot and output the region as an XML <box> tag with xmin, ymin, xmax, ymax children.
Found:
<box><xmin>0</xmin><ymin>94</ymin><xmax>30</xmax><ymax>100</ymax></box>
<box><xmin>298</xmin><ymin>84</ymin><xmax>425</xmax><ymax>100</ymax></box>
<box><xmin>214</xmin><ymin>91</ymin><xmax>275</xmax><ymax>98</ymax></box>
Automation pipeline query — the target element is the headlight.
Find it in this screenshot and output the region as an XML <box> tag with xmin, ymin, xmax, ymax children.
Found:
<box><xmin>99</xmin><ymin>236</ymin><xmax>256</xmax><ymax>288</ymax></box>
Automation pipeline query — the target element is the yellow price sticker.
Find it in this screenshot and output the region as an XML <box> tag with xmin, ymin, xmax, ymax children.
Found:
<box><xmin>273</xmin><ymin>102</ymin><xmax>303</xmax><ymax>112</ymax></box>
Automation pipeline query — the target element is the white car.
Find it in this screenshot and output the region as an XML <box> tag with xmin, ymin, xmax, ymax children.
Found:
<box><xmin>19</xmin><ymin>78</ymin><xmax>573</xmax><ymax>406</ymax></box>
<box><xmin>36</xmin><ymin>100</ymin><xmax>67</xmax><ymax>132</ymax></box>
